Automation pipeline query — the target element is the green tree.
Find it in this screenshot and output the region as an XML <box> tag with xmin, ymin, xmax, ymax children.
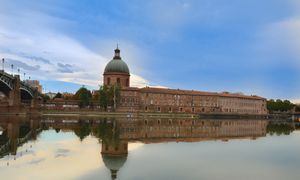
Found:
<box><xmin>267</xmin><ymin>99</ymin><xmax>296</xmax><ymax>112</ymax></box>
<box><xmin>54</xmin><ymin>92</ymin><xmax>62</xmax><ymax>99</ymax></box>
<box><xmin>41</xmin><ymin>94</ymin><xmax>50</xmax><ymax>103</ymax></box>
<box><xmin>74</xmin><ymin>87</ymin><xmax>92</xmax><ymax>108</ymax></box>
<box><xmin>99</xmin><ymin>85</ymin><xmax>120</xmax><ymax>111</ymax></box>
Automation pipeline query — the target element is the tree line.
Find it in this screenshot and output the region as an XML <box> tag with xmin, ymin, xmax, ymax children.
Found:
<box><xmin>43</xmin><ymin>85</ymin><xmax>120</xmax><ymax>110</ymax></box>
<box><xmin>267</xmin><ymin>99</ymin><xmax>300</xmax><ymax>113</ymax></box>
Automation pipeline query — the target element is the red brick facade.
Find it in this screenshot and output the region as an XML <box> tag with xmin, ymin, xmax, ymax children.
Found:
<box><xmin>103</xmin><ymin>48</ymin><xmax>268</xmax><ymax>115</ymax></box>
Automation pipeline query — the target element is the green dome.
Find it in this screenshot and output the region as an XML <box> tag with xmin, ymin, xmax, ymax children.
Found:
<box><xmin>104</xmin><ymin>59</ymin><xmax>130</xmax><ymax>74</ymax></box>
<box><xmin>104</xmin><ymin>48</ymin><xmax>130</xmax><ymax>74</ymax></box>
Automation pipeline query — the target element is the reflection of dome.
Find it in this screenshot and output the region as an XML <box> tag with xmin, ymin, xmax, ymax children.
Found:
<box><xmin>102</xmin><ymin>154</ymin><xmax>128</xmax><ymax>180</ymax></box>
<box><xmin>104</xmin><ymin>48</ymin><xmax>130</xmax><ymax>74</ymax></box>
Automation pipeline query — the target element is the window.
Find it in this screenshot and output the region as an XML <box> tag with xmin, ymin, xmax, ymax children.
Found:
<box><xmin>117</xmin><ymin>78</ymin><xmax>120</xmax><ymax>85</ymax></box>
<box><xmin>145</xmin><ymin>106</ymin><xmax>148</xmax><ymax>111</ymax></box>
<box><xmin>169</xmin><ymin>107</ymin><xmax>172</xmax><ymax>112</ymax></box>
<box><xmin>180</xmin><ymin>107</ymin><xmax>183</xmax><ymax>112</ymax></box>
<box><xmin>107</xmin><ymin>77</ymin><xmax>111</xmax><ymax>85</ymax></box>
<box><xmin>192</xmin><ymin>107</ymin><xmax>195</xmax><ymax>112</ymax></box>
<box><xmin>157</xmin><ymin>107</ymin><xmax>161</xmax><ymax>112</ymax></box>
<box><xmin>126</xmin><ymin>78</ymin><xmax>129</xmax><ymax>87</ymax></box>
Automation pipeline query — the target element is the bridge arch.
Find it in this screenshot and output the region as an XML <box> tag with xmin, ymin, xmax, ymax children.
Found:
<box><xmin>20</xmin><ymin>88</ymin><xmax>33</xmax><ymax>100</ymax></box>
<box><xmin>0</xmin><ymin>79</ymin><xmax>12</xmax><ymax>97</ymax></box>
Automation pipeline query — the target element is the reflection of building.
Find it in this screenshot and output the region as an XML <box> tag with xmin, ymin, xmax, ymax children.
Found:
<box><xmin>24</xmin><ymin>80</ymin><xmax>42</xmax><ymax>93</ymax></box>
<box><xmin>102</xmin><ymin>48</ymin><xmax>267</xmax><ymax>114</ymax></box>
<box><xmin>117</xmin><ymin>119</ymin><xmax>268</xmax><ymax>142</ymax></box>
<box><xmin>101</xmin><ymin>141</ymin><xmax>128</xmax><ymax>180</ymax></box>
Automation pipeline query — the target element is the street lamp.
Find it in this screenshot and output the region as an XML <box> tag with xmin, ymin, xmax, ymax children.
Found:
<box><xmin>17</xmin><ymin>68</ymin><xmax>20</xmax><ymax>75</ymax></box>
<box><xmin>29</xmin><ymin>76</ymin><xmax>31</xmax><ymax>80</ymax></box>
<box><xmin>2</xmin><ymin>58</ymin><xmax>4</xmax><ymax>71</ymax></box>
<box><xmin>11</xmin><ymin>64</ymin><xmax>13</xmax><ymax>76</ymax></box>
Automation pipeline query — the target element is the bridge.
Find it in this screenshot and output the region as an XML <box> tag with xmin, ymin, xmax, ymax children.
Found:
<box><xmin>0</xmin><ymin>70</ymin><xmax>40</xmax><ymax>112</ymax></box>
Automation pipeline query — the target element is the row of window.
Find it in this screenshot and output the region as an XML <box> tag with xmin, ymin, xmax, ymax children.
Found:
<box><xmin>106</xmin><ymin>77</ymin><xmax>129</xmax><ymax>86</ymax></box>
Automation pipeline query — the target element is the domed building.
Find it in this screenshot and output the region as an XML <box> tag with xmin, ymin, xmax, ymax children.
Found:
<box><xmin>103</xmin><ymin>48</ymin><xmax>130</xmax><ymax>88</ymax></box>
<box><xmin>101</xmin><ymin>48</ymin><xmax>268</xmax><ymax>115</ymax></box>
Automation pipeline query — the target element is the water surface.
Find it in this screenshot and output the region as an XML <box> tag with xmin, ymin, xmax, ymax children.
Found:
<box><xmin>0</xmin><ymin>116</ymin><xmax>299</xmax><ymax>180</ymax></box>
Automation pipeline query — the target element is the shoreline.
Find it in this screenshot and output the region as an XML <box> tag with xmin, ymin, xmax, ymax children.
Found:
<box><xmin>0</xmin><ymin>110</ymin><xmax>294</xmax><ymax>120</ymax></box>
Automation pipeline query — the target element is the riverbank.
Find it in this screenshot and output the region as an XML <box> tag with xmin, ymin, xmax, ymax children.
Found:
<box><xmin>0</xmin><ymin>109</ymin><xmax>296</xmax><ymax>121</ymax></box>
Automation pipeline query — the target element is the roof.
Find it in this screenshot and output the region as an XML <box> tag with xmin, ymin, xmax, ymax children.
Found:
<box><xmin>104</xmin><ymin>48</ymin><xmax>130</xmax><ymax>74</ymax></box>
<box><xmin>137</xmin><ymin>87</ymin><xmax>265</xmax><ymax>100</ymax></box>
<box><xmin>104</xmin><ymin>59</ymin><xmax>130</xmax><ymax>74</ymax></box>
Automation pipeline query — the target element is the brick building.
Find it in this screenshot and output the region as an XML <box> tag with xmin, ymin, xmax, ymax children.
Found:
<box><xmin>103</xmin><ymin>48</ymin><xmax>268</xmax><ymax>115</ymax></box>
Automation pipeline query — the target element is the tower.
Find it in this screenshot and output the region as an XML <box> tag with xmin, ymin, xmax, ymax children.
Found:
<box><xmin>103</xmin><ymin>48</ymin><xmax>130</xmax><ymax>88</ymax></box>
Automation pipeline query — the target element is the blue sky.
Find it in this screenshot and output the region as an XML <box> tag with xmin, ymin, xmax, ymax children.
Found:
<box><xmin>0</xmin><ymin>0</ymin><xmax>299</xmax><ymax>101</ymax></box>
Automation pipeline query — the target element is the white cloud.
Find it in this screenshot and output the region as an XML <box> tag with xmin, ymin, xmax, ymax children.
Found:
<box><xmin>0</xmin><ymin>6</ymin><xmax>150</xmax><ymax>90</ymax></box>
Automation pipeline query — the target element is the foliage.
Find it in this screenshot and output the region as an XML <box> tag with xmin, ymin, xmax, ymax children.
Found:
<box><xmin>74</xmin><ymin>87</ymin><xmax>92</xmax><ymax>108</ymax></box>
<box><xmin>267</xmin><ymin>99</ymin><xmax>298</xmax><ymax>112</ymax></box>
<box><xmin>54</xmin><ymin>92</ymin><xmax>63</xmax><ymax>99</ymax></box>
<box><xmin>73</xmin><ymin>123</ymin><xmax>91</xmax><ymax>141</ymax></box>
<box><xmin>267</xmin><ymin>123</ymin><xmax>294</xmax><ymax>136</ymax></box>
<box><xmin>41</xmin><ymin>94</ymin><xmax>50</xmax><ymax>102</ymax></box>
<box><xmin>92</xmin><ymin>120</ymin><xmax>120</xmax><ymax>145</ymax></box>
<box><xmin>99</xmin><ymin>85</ymin><xmax>120</xmax><ymax>111</ymax></box>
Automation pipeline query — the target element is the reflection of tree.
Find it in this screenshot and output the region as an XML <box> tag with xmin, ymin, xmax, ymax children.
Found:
<box><xmin>295</xmin><ymin>123</ymin><xmax>300</xmax><ymax>130</ymax></box>
<box><xmin>19</xmin><ymin>125</ymin><xmax>31</xmax><ymax>138</ymax></box>
<box><xmin>74</xmin><ymin>123</ymin><xmax>91</xmax><ymax>141</ymax></box>
<box><xmin>93</xmin><ymin>121</ymin><xmax>120</xmax><ymax>146</ymax></box>
<box><xmin>267</xmin><ymin>123</ymin><xmax>294</xmax><ymax>135</ymax></box>
<box><xmin>0</xmin><ymin>131</ymin><xmax>9</xmax><ymax>146</ymax></box>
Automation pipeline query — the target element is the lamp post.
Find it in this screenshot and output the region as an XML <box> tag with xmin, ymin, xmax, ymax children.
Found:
<box><xmin>2</xmin><ymin>58</ymin><xmax>4</xmax><ymax>71</ymax></box>
<box><xmin>23</xmin><ymin>73</ymin><xmax>26</xmax><ymax>81</ymax></box>
<box><xmin>11</xmin><ymin>64</ymin><xmax>13</xmax><ymax>76</ymax></box>
<box><xmin>17</xmin><ymin>68</ymin><xmax>20</xmax><ymax>76</ymax></box>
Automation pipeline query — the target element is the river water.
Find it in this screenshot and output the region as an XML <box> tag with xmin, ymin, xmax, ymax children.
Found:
<box><xmin>0</xmin><ymin>115</ymin><xmax>299</xmax><ymax>180</ymax></box>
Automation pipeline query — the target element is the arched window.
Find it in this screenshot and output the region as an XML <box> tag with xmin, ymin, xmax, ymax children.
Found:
<box><xmin>126</xmin><ymin>78</ymin><xmax>129</xmax><ymax>87</ymax></box>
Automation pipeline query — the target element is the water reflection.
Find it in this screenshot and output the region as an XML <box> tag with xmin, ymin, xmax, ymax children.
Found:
<box><xmin>0</xmin><ymin>116</ymin><xmax>299</xmax><ymax>179</ymax></box>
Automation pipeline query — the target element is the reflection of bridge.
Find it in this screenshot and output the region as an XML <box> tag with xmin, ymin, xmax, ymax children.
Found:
<box><xmin>0</xmin><ymin>70</ymin><xmax>40</xmax><ymax>113</ymax></box>
<box><xmin>0</xmin><ymin>116</ymin><xmax>41</xmax><ymax>157</ymax></box>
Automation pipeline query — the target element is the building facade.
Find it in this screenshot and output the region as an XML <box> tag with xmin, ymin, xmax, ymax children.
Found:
<box><xmin>103</xmin><ymin>48</ymin><xmax>268</xmax><ymax>115</ymax></box>
<box><xmin>24</xmin><ymin>80</ymin><xmax>42</xmax><ymax>93</ymax></box>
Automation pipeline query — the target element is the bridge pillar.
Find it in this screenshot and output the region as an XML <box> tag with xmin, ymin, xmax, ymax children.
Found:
<box><xmin>31</xmin><ymin>89</ymin><xmax>39</xmax><ymax>109</ymax></box>
<box><xmin>8</xmin><ymin>75</ymin><xmax>21</xmax><ymax>107</ymax></box>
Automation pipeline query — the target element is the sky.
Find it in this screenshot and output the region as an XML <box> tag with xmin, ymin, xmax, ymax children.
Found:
<box><xmin>0</xmin><ymin>0</ymin><xmax>299</xmax><ymax>102</ymax></box>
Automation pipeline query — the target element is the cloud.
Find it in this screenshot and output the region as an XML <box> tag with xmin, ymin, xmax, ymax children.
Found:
<box><xmin>0</xmin><ymin>4</ymin><xmax>151</xmax><ymax>91</ymax></box>
<box><xmin>6</xmin><ymin>58</ymin><xmax>40</xmax><ymax>71</ymax></box>
<box><xmin>57</xmin><ymin>63</ymin><xmax>77</xmax><ymax>73</ymax></box>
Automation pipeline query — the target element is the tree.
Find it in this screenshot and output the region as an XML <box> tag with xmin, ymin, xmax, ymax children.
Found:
<box><xmin>99</xmin><ymin>85</ymin><xmax>121</xmax><ymax>111</ymax></box>
<box><xmin>41</xmin><ymin>94</ymin><xmax>50</xmax><ymax>103</ymax></box>
<box><xmin>74</xmin><ymin>87</ymin><xmax>92</xmax><ymax>108</ymax></box>
<box><xmin>54</xmin><ymin>92</ymin><xmax>63</xmax><ymax>99</ymax></box>
<box><xmin>99</xmin><ymin>85</ymin><xmax>108</xmax><ymax>111</ymax></box>
<box><xmin>267</xmin><ymin>99</ymin><xmax>296</xmax><ymax>112</ymax></box>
